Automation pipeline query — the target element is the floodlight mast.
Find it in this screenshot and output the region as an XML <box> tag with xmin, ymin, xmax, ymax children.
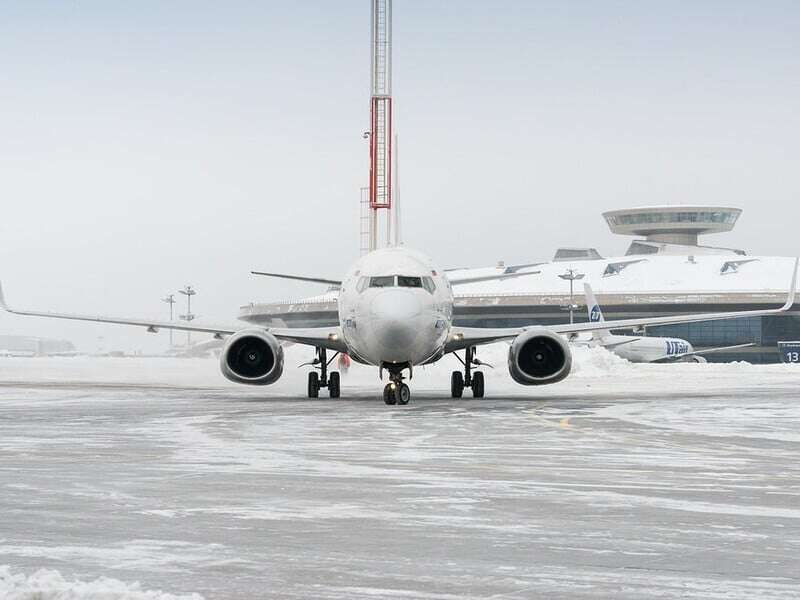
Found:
<box><xmin>368</xmin><ymin>0</ymin><xmax>392</xmax><ymax>251</ymax></box>
<box><xmin>178</xmin><ymin>285</ymin><xmax>196</xmax><ymax>346</ymax></box>
<box><xmin>161</xmin><ymin>294</ymin><xmax>176</xmax><ymax>347</ymax></box>
<box><xmin>558</xmin><ymin>269</ymin><xmax>585</xmax><ymax>325</ymax></box>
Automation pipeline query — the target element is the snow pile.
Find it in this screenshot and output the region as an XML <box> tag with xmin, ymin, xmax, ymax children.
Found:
<box><xmin>0</xmin><ymin>344</ymin><xmax>796</xmax><ymax>398</ymax></box>
<box><xmin>0</xmin><ymin>566</ymin><xmax>203</xmax><ymax>600</ymax></box>
<box><xmin>0</xmin><ymin>356</ymin><xmax>232</xmax><ymax>388</ymax></box>
<box><xmin>0</xmin><ymin>343</ymin><xmax>667</xmax><ymax>392</ymax></box>
<box><xmin>568</xmin><ymin>344</ymin><xmax>636</xmax><ymax>378</ymax></box>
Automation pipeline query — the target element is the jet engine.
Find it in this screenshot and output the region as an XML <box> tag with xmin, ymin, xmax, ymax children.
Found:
<box><xmin>684</xmin><ymin>355</ymin><xmax>707</xmax><ymax>364</ymax></box>
<box><xmin>508</xmin><ymin>328</ymin><xmax>572</xmax><ymax>385</ymax></box>
<box><xmin>220</xmin><ymin>329</ymin><xmax>284</xmax><ymax>385</ymax></box>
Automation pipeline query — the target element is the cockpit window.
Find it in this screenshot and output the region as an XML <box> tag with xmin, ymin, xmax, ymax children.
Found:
<box><xmin>369</xmin><ymin>276</ymin><xmax>395</xmax><ymax>288</ymax></box>
<box><xmin>397</xmin><ymin>276</ymin><xmax>423</xmax><ymax>288</ymax></box>
<box><xmin>356</xmin><ymin>276</ymin><xmax>369</xmax><ymax>292</ymax></box>
<box><xmin>422</xmin><ymin>276</ymin><xmax>436</xmax><ymax>294</ymax></box>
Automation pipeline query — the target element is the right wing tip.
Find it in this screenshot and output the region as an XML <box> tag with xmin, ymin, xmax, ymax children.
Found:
<box><xmin>783</xmin><ymin>257</ymin><xmax>799</xmax><ymax>311</ymax></box>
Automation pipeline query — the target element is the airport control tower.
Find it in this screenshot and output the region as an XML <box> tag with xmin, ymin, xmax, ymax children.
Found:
<box><xmin>603</xmin><ymin>206</ymin><xmax>744</xmax><ymax>255</ymax></box>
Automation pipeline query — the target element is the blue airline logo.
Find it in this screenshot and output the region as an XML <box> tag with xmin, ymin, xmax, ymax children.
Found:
<box><xmin>665</xmin><ymin>340</ymin><xmax>689</xmax><ymax>355</ymax></box>
<box><xmin>589</xmin><ymin>305</ymin><xmax>602</xmax><ymax>322</ymax></box>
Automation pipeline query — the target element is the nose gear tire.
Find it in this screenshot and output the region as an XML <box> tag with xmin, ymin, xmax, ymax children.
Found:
<box><xmin>383</xmin><ymin>384</ymin><xmax>397</xmax><ymax>405</ymax></box>
<box><xmin>396</xmin><ymin>383</ymin><xmax>411</xmax><ymax>405</ymax></box>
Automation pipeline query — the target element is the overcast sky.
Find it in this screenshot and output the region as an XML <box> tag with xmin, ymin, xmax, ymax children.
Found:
<box><xmin>1</xmin><ymin>1</ymin><xmax>798</xmax><ymax>352</ymax></box>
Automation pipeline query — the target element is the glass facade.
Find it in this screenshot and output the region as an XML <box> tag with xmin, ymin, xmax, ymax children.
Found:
<box><xmin>605</xmin><ymin>211</ymin><xmax>739</xmax><ymax>228</ymax></box>
<box><xmin>647</xmin><ymin>317</ymin><xmax>762</xmax><ymax>346</ymax></box>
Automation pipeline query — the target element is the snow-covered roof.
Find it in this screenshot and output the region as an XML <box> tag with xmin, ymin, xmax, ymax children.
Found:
<box><xmin>451</xmin><ymin>254</ymin><xmax>794</xmax><ymax>296</ymax></box>
<box><xmin>248</xmin><ymin>253</ymin><xmax>796</xmax><ymax>308</ymax></box>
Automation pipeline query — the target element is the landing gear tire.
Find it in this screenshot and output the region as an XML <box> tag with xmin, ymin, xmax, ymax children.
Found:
<box><xmin>308</xmin><ymin>372</ymin><xmax>320</xmax><ymax>398</ymax></box>
<box><xmin>472</xmin><ymin>371</ymin><xmax>485</xmax><ymax>398</ymax></box>
<box><xmin>451</xmin><ymin>371</ymin><xmax>464</xmax><ymax>398</ymax></box>
<box><xmin>328</xmin><ymin>371</ymin><xmax>341</xmax><ymax>398</ymax></box>
<box><xmin>383</xmin><ymin>384</ymin><xmax>397</xmax><ymax>405</ymax></box>
<box><xmin>396</xmin><ymin>383</ymin><xmax>411</xmax><ymax>405</ymax></box>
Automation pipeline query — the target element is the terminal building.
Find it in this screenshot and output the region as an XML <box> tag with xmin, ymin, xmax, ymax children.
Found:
<box><xmin>0</xmin><ymin>335</ymin><xmax>77</xmax><ymax>357</ymax></box>
<box><xmin>239</xmin><ymin>206</ymin><xmax>800</xmax><ymax>363</ymax></box>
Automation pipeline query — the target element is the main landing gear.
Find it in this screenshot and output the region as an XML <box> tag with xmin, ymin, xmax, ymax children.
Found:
<box><xmin>382</xmin><ymin>365</ymin><xmax>411</xmax><ymax>406</ymax></box>
<box><xmin>451</xmin><ymin>346</ymin><xmax>487</xmax><ymax>399</ymax></box>
<box><xmin>306</xmin><ymin>347</ymin><xmax>341</xmax><ymax>399</ymax></box>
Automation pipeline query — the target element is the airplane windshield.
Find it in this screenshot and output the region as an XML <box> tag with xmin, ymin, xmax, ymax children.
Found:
<box><xmin>397</xmin><ymin>276</ymin><xmax>423</xmax><ymax>288</ymax></box>
<box><xmin>369</xmin><ymin>276</ymin><xmax>395</xmax><ymax>288</ymax></box>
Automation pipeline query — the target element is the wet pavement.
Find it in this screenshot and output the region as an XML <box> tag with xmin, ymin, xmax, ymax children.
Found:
<box><xmin>1</xmin><ymin>360</ymin><xmax>799</xmax><ymax>599</ymax></box>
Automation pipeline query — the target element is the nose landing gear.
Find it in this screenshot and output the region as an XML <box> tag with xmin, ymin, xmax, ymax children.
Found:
<box><xmin>450</xmin><ymin>346</ymin><xmax>488</xmax><ymax>399</ymax></box>
<box><xmin>383</xmin><ymin>381</ymin><xmax>410</xmax><ymax>405</ymax></box>
<box><xmin>382</xmin><ymin>365</ymin><xmax>411</xmax><ymax>405</ymax></box>
<box><xmin>306</xmin><ymin>347</ymin><xmax>341</xmax><ymax>399</ymax></box>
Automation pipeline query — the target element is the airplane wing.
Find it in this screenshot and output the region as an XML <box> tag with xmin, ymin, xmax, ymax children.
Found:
<box><xmin>445</xmin><ymin>258</ymin><xmax>798</xmax><ymax>352</ymax></box>
<box><xmin>0</xmin><ymin>282</ymin><xmax>346</xmax><ymax>352</ymax></box>
<box><xmin>250</xmin><ymin>271</ymin><xmax>342</xmax><ymax>286</ymax></box>
<box><xmin>251</xmin><ymin>268</ymin><xmax>541</xmax><ymax>288</ymax></box>
<box><xmin>652</xmin><ymin>342</ymin><xmax>755</xmax><ymax>363</ymax></box>
<box><xmin>686</xmin><ymin>342</ymin><xmax>755</xmax><ymax>356</ymax></box>
<box><xmin>267</xmin><ymin>326</ymin><xmax>347</xmax><ymax>352</ymax></box>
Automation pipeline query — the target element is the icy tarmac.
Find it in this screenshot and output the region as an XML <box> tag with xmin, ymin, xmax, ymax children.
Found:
<box><xmin>1</xmin><ymin>347</ymin><xmax>799</xmax><ymax>599</ymax></box>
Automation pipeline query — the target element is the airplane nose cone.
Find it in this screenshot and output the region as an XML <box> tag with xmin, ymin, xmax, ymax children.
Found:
<box><xmin>371</xmin><ymin>290</ymin><xmax>422</xmax><ymax>321</ymax></box>
<box><xmin>370</xmin><ymin>291</ymin><xmax>423</xmax><ymax>353</ymax></box>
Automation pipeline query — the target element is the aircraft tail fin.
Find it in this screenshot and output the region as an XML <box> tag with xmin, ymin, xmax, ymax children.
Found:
<box><xmin>583</xmin><ymin>282</ymin><xmax>608</xmax><ymax>341</ymax></box>
<box><xmin>583</xmin><ymin>282</ymin><xmax>605</xmax><ymax>324</ymax></box>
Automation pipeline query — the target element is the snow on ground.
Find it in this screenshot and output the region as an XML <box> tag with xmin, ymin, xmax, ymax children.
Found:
<box><xmin>0</xmin><ymin>343</ymin><xmax>797</xmax><ymax>398</ymax></box>
<box><xmin>0</xmin><ymin>566</ymin><xmax>203</xmax><ymax>600</ymax></box>
<box><xmin>1</xmin><ymin>350</ymin><xmax>799</xmax><ymax>598</ymax></box>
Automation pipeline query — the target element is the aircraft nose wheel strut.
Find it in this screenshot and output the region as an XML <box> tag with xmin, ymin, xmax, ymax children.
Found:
<box><xmin>451</xmin><ymin>346</ymin><xmax>486</xmax><ymax>399</ymax></box>
<box><xmin>306</xmin><ymin>347</ymin><xmax>341</xmax><ymax>399</ymax></box>
<box><xmin>383</xmin><ymin>368</ymin><xmax>411</xmax><ymax>405</ymax></box>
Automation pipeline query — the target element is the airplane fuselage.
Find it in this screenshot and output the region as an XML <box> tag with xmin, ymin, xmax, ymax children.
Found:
<box><xmin>338</xmin><ymin>248</ymin><xmax>453</xmax><ymax>368</ymax></box>
<box><xmin>597</xmin><ymin>333</ymin><xmax>694</xmax><ymax>363</ymax></box>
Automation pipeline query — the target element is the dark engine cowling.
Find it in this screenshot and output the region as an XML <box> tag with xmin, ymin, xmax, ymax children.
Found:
<box><xmin>220</xmin><ymin>329</ymin><xmax>284</xmax><ymax>385</ymax></box>
<box><xmin>508</xmin><ymin>328</ymin><xmax>572</xmax><ymax>386</ymax></box>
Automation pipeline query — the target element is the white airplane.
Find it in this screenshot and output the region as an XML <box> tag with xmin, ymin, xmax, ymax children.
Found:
<box><xmin>0</xmin><ymin>249</ymin><xmax>796</xmax><ymax>405</ymax></box>
<box><xmin>578</xmin><ymin>283</ymin><xmax>754</xmax><ymax>363</ymax></box>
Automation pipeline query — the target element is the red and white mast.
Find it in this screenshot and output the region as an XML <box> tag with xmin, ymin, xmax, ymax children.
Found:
<box><xmin>368</xmin><ymin>0</ymin><xmax>393</xmax><ymax>251</ymax></box>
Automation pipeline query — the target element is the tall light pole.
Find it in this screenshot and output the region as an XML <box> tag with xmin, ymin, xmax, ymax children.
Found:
<box><xmin>178</xmin><ymin>285</ymin><xmax>196</xmax><ymax>347</ymax></box>
<box><xmin>558</xmin><ymin>269</ymin><xmax>585</xmax><ymax>324</ymax></box>
<box><xmin>162</xmin><ymin>294</ymin><xmax>176</xmax><ymax>347</ymax></box>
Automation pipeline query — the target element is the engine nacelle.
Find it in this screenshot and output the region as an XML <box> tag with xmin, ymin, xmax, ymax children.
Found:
<box><xmin>508</xmin><ymin>328</ymin><xmax>572</xmax><ymax>386</ymax></box>
<box><xmin>220</xmin><ymin>329</ymin><xmax>284</xmax><ymax>385</ymax></box>
<box><xmin>684</xmin><ymin>355</ymin><xmax>707</xmax><ymax>363</ymax></box>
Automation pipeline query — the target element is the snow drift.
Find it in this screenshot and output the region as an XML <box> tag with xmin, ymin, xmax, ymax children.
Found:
<box><xmin>0</xmin><ymin>566</ymin><xmax>203</xmax><ymax>600</ymax></box>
